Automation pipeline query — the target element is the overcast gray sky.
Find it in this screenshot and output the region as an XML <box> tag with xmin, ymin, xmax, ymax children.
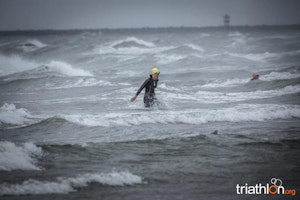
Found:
<box><xmin>0</xmin><ymin>0</ymin><xmax>299</xmax><ymax>30</ymax></box>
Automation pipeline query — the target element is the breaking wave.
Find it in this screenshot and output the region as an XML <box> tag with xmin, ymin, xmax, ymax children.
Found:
<box><xmin>92</xmin><ymin>37</ymin><xmax>173</xmax><ymax>56</ymax></box>
<box><xmin>0</xmin><ymin>171</ymin><xmax>144</xmax><ymax>195</ymax></box>
<box><xmin>0</xmin><ymin>39</ymin><xmax>47</xmax><ymax>54</ymax></box>
<box><xmin>18</xmin><ymin>39</ymin><xmax>47</xmax><ymax>52</ymax></box>
<box><xmin>111</xmin><ymin>37</ymin><xmax>155</xmax><ymax>48</ymax></box>
<box><xmin>0</xmin><ymin>54</ymin><xmax>39</xmax><ymax>77</ymax></box>
<box><xmin>38</xmin><ymin>61</ymin><xmax>93</xmax><ymax>77</ymax></box>
<box><xmin>1</xmin><ymin>61</ymin><xmax>93</xmax><ymax>82</ymax></box>
<box><xmin>61</xmin><ymin>104</ymin><xmax>300</xmax><ymax>127</ymax></box>
<box><xmin>0</xmin><ymin>103</ymin><xmax>36</xmax><ymax>128</ymax></box>
<box><xmin>2</xmin><ymin>102</ymin><xmax>300</xmax><ymax>129</ymax></box>
<box><xmin>0</xmin><ymin>141</ymin><xmax>43</xmax><ymax>171</ymax></box>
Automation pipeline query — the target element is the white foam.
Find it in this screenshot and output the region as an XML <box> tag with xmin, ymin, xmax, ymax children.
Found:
<box><xmin>0</xmin><ymin>171</ymin><xmax>144</xmax><ymax>195</ymax></box>
<box><xmin>0</xmin><ymin>103</ymin><xmax>34</xmax><ymax>126</ymax></box>
<box><xmin>213</xmin><ymin>104</ymin><xmax>300</xmax><ymax>122</ymax></box>
<box><xmin>45</xmin><ymin>61</ymin><xmax>93</xmax><ymax>77</ymax></box>
<box><xmin>161</xmin><ymin>84</ymin><xmax>300</xmax><ymax>104</ymax></box>
<box><xmin>227</xmin><ymin>52</ymin><xmax>272</xmax><ymax>62</ymax></box>
<box><xmin>20</xmin><ymin>39</ymin><xmax>47</xmax><ymax>52</ymax></box>
<box><xmin>195</xmin><ymin>85</ymin><xmax>300</xmax><ymax>103</ymax></box>
<box><xmin>159</xmin><ymin>83</ymin><xmax>182</xmax><ymax>92</ymax></box>
<box><xmin>0</xmin><ymin>55</ymin><xmax>93</xmax><ymax>78</ymax></box>
<box><xmin>111</xmin><ymin>37</ymin><xmax>155</xmax><ymax>48</ymax></box>
<box><xmin>226</xmin><ymin>32</ymin><xmax>248</xmax><ymax>47</ymax></box>
<box><xmin>199</xmin><ymin>71</ymin><xmax>300</xmax><ymax>89</ymax></box>
<box><xmin>0</xmin><ymin>141</ymin><xmax>42</xmax><ymax>171</ymax></box>
<box><xmin>61</xmin><ymin>104</ymin><xmax>300</xmax><ymax>127</ymax></box>
<box><xmin>228</xmin><ymin>37</ymin><xmax>247</xmax><ymax>47</ymax></box>
<box><xmin>228</xmin><ymin>50</ymin><xmax>300</xmax><ymax>62</ymax></box>
<box><xmin>155</xmin><ymin>54</ymin><xmax>186</xmax><ymax>64</ymax></box>
<box><xmin>0</xmin><ymin>54</ymin><xmax>39</xmax><ymax>76</ymax></box>
<box><xmin>27</xmin><ymin>39</ymin><xmax>47</xmax><ymax>49</ymax></box>
<box><xmin>153</xmin><ymin>44</ymin><xmax>205</xmax><ymax>64</ymax></box>
<box><xmin>228</xmin><ymin>32</ymin><xmax>244</xmax><ymax>37</ymax></box>
<box><xmin>200</xmin><ymin>78</ymin><xmax>249</xmax><ymax>88</ymax></box>
<box><xmin>46</xmin><ymin>78</ymin><xmax>114</xmax><ymax>89</ymax></box>
<box><xmin>262</xmin><ymin>71</ymin><xmax>300</xmax><ymax>81</ymax></box>
<box><xmin>92</xmin><ymin>37</ymin><xmax>173</xmax><ymax>57</ymax></box>
<box><xmin>186</xmin><ymin>44</ymin><xmax>205</xmax><ymax>52</ymax></box>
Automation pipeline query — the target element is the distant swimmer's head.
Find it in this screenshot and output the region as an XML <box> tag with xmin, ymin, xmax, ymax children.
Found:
<box><xmin>252</xmin><ymin>72</ymin><xmax>259</xmax><ymax>80</ymax></box>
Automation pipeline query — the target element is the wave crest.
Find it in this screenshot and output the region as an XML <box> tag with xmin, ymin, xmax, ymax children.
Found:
<box><xmin>112</xmin><ymin>37</ymin><xmax>155</xmax><ymax>49</ymax></box>
<box><xmin>18</xmin><ymin>39</ymin><xmax>47</xmax><ymax>52</ymax></box>
<box><xmin>92</xmin><ymin>37</ymin><xmax>172</xmax><ymax>56</ymax></box>
<box><xmin>0</xmin><ymin>171</ymin><xmax>144</xmax><ymax>195</ymax></box>
<box><xmin>0</xmin><ymin>54</ymin><xmax>39</xmax><ymax>77</ymax></box>
<box><xmin>61</xmin><ymin>104</ymin><xmax>300</xmax><ymax>127</ymax></box>
<box><xmin>0</xmin><ymin>141</ymin><xmax>43</xmax><ymax>171</ymax></box>
<box><xmin>0</xmin><ymin>103</ymin><xmax>35</xmax><ymax>128</ymax></box>
<box><xmin>2</xmin><ymin>61</ymin><xmax>93</xmax><ymax>83</ymax></box>
<box><xmin>44</xmin><ymin>61</ymin><xmax>93</xmax><ymax>77</ymax></box>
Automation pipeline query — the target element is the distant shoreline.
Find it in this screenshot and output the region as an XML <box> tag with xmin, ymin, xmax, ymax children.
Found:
<box><xmin>0</xmin><ymin>24</ymin><xmax>300</xmax><ymax>35</ymax></box>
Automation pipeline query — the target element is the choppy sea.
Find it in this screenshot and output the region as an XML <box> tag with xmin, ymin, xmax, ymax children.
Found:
<box><xmin>0</xmin><ymin>26</ymin><xmax>299</xmax><ymax>200</ymax></box>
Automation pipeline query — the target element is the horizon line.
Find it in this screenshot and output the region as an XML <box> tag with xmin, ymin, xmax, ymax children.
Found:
<box><xmin>0</xmin><ymin>24</ymin><xmax>300</xmax><ymax>32</ymax></box>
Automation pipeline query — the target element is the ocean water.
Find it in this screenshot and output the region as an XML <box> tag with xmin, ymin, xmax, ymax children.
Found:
<box><xmin>0</xmin><ymin>26</ymin><xmax>299</xmax><ymax>200</ymax></box>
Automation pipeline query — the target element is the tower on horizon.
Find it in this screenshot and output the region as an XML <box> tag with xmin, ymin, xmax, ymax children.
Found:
<box><xmin>224</xmin><ymin>14</ymin><xmax>230</xmax><ymax>27</ymax></box>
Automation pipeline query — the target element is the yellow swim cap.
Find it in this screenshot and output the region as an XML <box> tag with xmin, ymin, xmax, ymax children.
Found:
<box><xmin>151</xmin><ymin>67</ymin><xmax>160</xmax><ymax>75</ymax></box>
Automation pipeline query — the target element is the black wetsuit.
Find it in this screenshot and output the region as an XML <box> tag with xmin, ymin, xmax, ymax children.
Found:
<box><xmin>135</xmin><ymin>75</ymin><xmax>159</xmax><ymax>107</ymax></box>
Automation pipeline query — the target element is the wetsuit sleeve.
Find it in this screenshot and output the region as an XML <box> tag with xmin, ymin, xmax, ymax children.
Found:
<box><xmin>135</xmin><ymin>78</ymin><xmax>150</xmax><ymax>96</ymax></box>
